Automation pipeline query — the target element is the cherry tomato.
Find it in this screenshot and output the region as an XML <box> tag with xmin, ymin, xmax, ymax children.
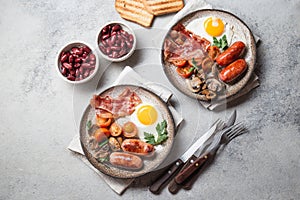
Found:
<box><xmin>122</xmin><ymin>122</ymin><xmax>138</xmax><ymax>138</ymax></box>
<box><xmin>172</xmin><ymin>59</ymin><xmax>187</xmax><ymax>68</ymax></box>
<box><xmin>176</xmin><ymin>66</ymin><xmax>194</xmax><ymax>78</ymax></box>
<box><xmin>110</xmin><ymin>122</ymin><xmax>122</xmax><ymax>137</ymax></box>
<box><xmin>96</xmin><ymin>117</ymin><xmax>112</xmax><ymax>128</ymax></box>
<box><xmin>94</xmin><ymin>128</ymin><xmax>111</xmax><ymax>142</ymax></box>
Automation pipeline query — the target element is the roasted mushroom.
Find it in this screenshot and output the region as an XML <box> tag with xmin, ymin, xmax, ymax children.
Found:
<box><xmin>206</xmin><ymin>90</ymin><xmax>217</xmax><ymax>100</ymax></box>
<box><xmin>186</xmin><ymin>75</ymin><xmax>203</xmax><ymax>93</ymax></box>
<box><xmin>206</xmin><ymin>78</ymin><xmax>224</xmax><ymax>92</ymax></box>
<box><xmin>109</xmin><ymin>137</ymin><xmax>121</xmax><ymax>151</ymax></box>
<box><xmin>94</xmin><ymin>143</ymin><xmax>110</xmax><ymax>160</ymax></box>
<box><xmin>201</xmin><ymin>57</ymin><xmax>214</xmax><ymax>73</ymax></box>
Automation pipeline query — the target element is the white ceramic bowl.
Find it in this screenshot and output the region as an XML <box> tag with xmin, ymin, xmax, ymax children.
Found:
<box><xmin>97</xmin><ymin>21</ymin><xmax>136</xmax><ymax>62</ymax></box>
<box><xmin>56</xmin><ymin>41</ymin><xmax>99</xmax><ymax>84</ymax></box>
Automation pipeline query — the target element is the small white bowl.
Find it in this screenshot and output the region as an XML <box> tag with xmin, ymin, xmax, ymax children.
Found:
<box><xmin>97</xmin><ymin>21</ymin><xmax>136</xmax><ymax>62</ymax></box>
<box><xmin>56</xmin><ymin>41</ymin><xmax>99</xmax><ymax>84</ymax></box>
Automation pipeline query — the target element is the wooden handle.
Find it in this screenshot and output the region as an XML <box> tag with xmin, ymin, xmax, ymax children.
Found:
<box><xmin>182</xmin><ymin>149</ymin><xmax>219</xmax><ymax>190</ymax></box>
<box><xmin>182</xmin><ymin>154</ymin><xmax>215</xmax><ymax>190</ymax></box>
<box><xmin>168</xmin><ymin>155</ymin><xmax>197</xmax><ymax>194</ymax></box>
<box><xmin>175</xmin><ymin>154</ymin><xmax>209</xmax><ymax>185</ymax></box>
<box><xmin>149</xmin><ymin>159</ymin><xmax>184</xmax><ymax>194</ymax></box>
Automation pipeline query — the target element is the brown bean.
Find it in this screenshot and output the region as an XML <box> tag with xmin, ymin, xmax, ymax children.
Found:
<box><xmin>111</xmin><ymin>35</ymin><xmax>117</xmax><ymax>44</ymax></box>
<box><xmin>125</xmin><ymin>40</ymin><xmax>131</xmax><ymax>48</ymax></box>
<box><xmin>120</xmin><ymin>41</ymin><xmax>126</xmax><ymax>49</ymax></box>
<box><xmin>69</xmin><ymin>69</ymin><xmax>75</xmax><ymax>75</ymax></box>
<box><xmin>74</xmin><ymin>63</ymin><xmax>81</xmax><ymax>68</ymax></box>
<box><xmin>67</xmin><ymin>74</ymin><xmax>75</xmax><ymax>81</ymax></box>
<box><xmin>106</xmin><ymin>47</ymin><xmax>111</xmax><ymax>55</ymax></box>
<box><xmin>112</xmin><ymin>24</ymin><xmax>121</xmax><ymax>32</ymax></box>
<box><xmin>71</xmin><ymin>47</ymin><xmax>79</xmax><ymax>55</ymax></box>
<box><xmin>83</xmin><ymin>69</ymin><xmax>90</xmax><ymax>78</ymax></box>
<box><xmin>89</xmin><ymin>65</ymin><xmax>95</xmax><ymax>70</ymax></box>
<box><xmin>60</xmin><ymin>53</ymin><xmax>68</xmax><ymax>63</ymax></box>
<box><xmin>82</xmin><ymin>53</ymin><xmax>88</xmax><ymax>58</ymax></box>
<box><xmin>89</xmin><ymin>54</ymin><xmax>95</xmax><ymax>61</ymax></box>
<box><xmin>63</xmin><ymin>62</ymin><xmax>72</xmax><ymax>69</ymax></box>
<box><xmin>79</xmin><ymin>66</ymin><xmax>84</xmax><ymax>74</ymax></box>
<box><xmin>128</xmin><ymin>34</ymin><xmax>134</xmax><ymax>42</ymax></box>
<box><xmin>119</xmin><ymin>49</ymin><xmax>127</xmax><ymax>56</ymax></box>
<box><xmin>75</xmin><ymin>57</ymin><xmax>81</xmax><ymax>63</ymax></box>
<box><xmin>81</xmin><ymin>63</ymin><xmax>90</xmax><ymax>68</ymax></box>
<box><xmin>89</xmin><ymin>69</ymin><xmax>94</xmax><ymax>75</ymax></box>
<box><xmin>76</xmin><ymin>49</ymin><xmax>83</xmax><ymax>56</ymax></box>
<box><xmin>112</xmin><ymin>51</ymin><xmax>118</xmax><ymax>58</ymax></box>
<box><xmin>99</xmin><ymin>45</ymin><xmax>106</xmax><ymax>53</ymax></box>
<box><xmin>83</xmin><ymin>46</ymin><xmax>91</xmax><ymax>54</ymax></box>
<box><xmin>102</xmin><ymin>34</ymin><xmax>110</xmax><ymax>41</ymax></box>
<box><xmin>75</xmin><ymin>69</ymin><xmax>80</xmax><ymax>77</ymax></box>
<box><xmin>111</xmin><ymin>46</ymin><xmax>121</xmax><ymax>51</ymax></box>
<box><xmin>101</xmin><ymin>40</ymin><xmax>108</xmax><ymax>47</ymax></box>
<box><xmin>68</xmin><ymin>55</ymin><xmax>74</xmax><ymax>63</ymax></box>
<box><xmin>61</xmin><ymin>67</ymin><xmax>67</xmax><ymax>76</ymax></box>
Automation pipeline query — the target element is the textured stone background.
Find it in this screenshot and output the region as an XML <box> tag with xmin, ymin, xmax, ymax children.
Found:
<box><xmin>0</xmin><ymin>0</ymin><xmax>299</xmax><ymax>199</ymax></box>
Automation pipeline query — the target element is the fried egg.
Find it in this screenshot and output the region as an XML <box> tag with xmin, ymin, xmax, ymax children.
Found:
<box><xmin>130</xmin><ymin>103</ymin><xmax>163</xmax><ymax>139</ymax></box>
<box><xmin>186</xmin><ymin>16</ymin><xmax>234</xmax><ymax>44</ymax></box>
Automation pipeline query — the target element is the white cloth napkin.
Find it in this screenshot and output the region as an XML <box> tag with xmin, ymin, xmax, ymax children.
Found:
<box><xmin>68</xmin><ymin>66</ymin><xmax>183</xmax><ymax>194</ymax></box>
<box><xmin>164</xmin><ymin>0</ymin><xmax>260</xmax><ymax>110</ymax></box>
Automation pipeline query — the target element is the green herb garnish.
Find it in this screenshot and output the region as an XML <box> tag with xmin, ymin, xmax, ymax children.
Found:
<box><xmin>86</xmin><ymin>120</ymin><xmax>92</xmax><ymax>130</ymax></box>
<box><xmin>98</xmin><ymin>156</ymin><xmax>109</xmax><ymax>163</ymax></box>
<box><xmin>144</xmin><ymin>120</ymin><xmax>168</xmax><ymax>146</ymax></box>
<box><xmin>212</xmin><ymin>35</ymin><xmax>228</xmax><ymax>50</ymax></box>
<box><xmin>98</xmin><ymin>139</ymin><xmax>108</xmax><ymax>148</ymax></box>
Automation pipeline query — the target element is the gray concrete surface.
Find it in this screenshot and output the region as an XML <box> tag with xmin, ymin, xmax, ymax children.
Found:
<box><xmin>0</xmin><ymin>0</ymin><xmax>299</xmax><ymax>199</ymax></box>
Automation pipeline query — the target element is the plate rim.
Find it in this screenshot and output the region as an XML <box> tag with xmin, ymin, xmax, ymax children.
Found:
<box><xmin>79</xmin><ymin>84</ymin><xmax>176</xmax><ymax>179</ymax></box>
<box><xmin>161</xmin><ymin>8</ymin><xmax>257</xmax><ymax>101</ymax></box>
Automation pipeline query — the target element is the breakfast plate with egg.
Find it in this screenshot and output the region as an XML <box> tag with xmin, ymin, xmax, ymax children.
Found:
<box><xmin>80</xmin><ymin>85</ymin><xmax>175</xmax><ymax>178</ymax></box>
<box><xmin>162</xmin><ymin>9</ymin><xmax>256</xmax><ymax>101</ymax></box>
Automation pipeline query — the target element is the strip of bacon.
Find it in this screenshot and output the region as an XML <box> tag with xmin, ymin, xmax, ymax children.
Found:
<box><xmin>90</xmin><ymin>88</ymin><xmax>142</xmax><ymax>118</ymax></box>
<box><xmin>164</xmin><ymin>23</ymin><xmax>211</xmax><ymax>63</ymax></box>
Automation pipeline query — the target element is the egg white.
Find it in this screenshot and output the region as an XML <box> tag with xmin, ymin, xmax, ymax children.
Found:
<box><xmin>186</xmin><ymin>17</ymin><xmax>234</xmax><ymax>46</ymax></box>
<box><xmin>129</xmin><ymin>103</ymin><xmax>164</xmax><ymax>140</ymax></box>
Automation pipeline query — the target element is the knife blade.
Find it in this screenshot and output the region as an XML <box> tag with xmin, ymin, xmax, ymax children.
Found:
<box><xmin>149</xmin><ymin>122</ymin><xmax>219</xmax><ymax>194</ymax></box>
<box><xmin>168</xmin><ymin>110</ymin><xmax>237</xmax><ymax>193</ymax></box>
<box><xmin>176</xmin><ymin>110</ymin><xmax>237</xmax><ymax>188</ymax></box>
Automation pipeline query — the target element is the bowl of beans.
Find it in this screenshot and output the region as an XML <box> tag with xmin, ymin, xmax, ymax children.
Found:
<box><xmin>56</xmin><ymin>41</ymin><xmax>99</xmax><ymax>84</ymax></box>
<box><xmin>97</xmin><ymin>21</ymin><xmax>136</xmax><ymax>62</ymax></box>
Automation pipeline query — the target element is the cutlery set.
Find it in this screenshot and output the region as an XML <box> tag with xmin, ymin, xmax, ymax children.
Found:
<box><xmin>149</xmin><ymin>110</ymin><xmax>247</xmax><ymax>194</ymax></box>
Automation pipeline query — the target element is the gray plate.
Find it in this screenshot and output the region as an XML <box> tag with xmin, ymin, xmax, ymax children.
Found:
<box><xmin>80</xmin><ymin>85</ymin><xmax>175</xmax><ymax>179</ymax></box>
<box><xmin>161</xmin><ymin>9</ymin><xmax>256</xmax><ymax>101</ymax></box>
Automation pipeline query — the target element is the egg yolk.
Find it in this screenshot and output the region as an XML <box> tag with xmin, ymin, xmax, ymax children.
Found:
<box><xmin>204</xmin><ymin>17</ymin><xmax>224</xmax><ymax>37</ymax></box>
<box><xmin>137</xmin><ymin>105</ymin><xmax>158</xmax><ymax>125</ymax></box>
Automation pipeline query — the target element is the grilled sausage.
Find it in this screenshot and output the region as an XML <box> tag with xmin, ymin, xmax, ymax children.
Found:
<box><xmin>219</xmin><ymin>59</ymin><xmax>247</xmax><ymax>83</ymax></box>
<box><xmin>216</xmin><ymin>41</ymin><xmax>246</xmax><ymax>67</ymax></box>
<box><xmin>121</xmin><ymin>139</ymin><xmax>155</xmax><ymax>157</ymax></box>
<box><xmin>109</xmin><ymin>152</ymin><xmax>143</xmax><ymax>170</ymax></box>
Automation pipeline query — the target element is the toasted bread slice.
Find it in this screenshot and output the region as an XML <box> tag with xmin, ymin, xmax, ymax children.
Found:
<box><xmin>115</xmin><ymin>0</ymin><xmax>154</xmax><ymax>27</ymax></box>
<box><xmin>142</xmin><ymin>0</ymin><xmax>184</xmax><ymax>16</ymax></box>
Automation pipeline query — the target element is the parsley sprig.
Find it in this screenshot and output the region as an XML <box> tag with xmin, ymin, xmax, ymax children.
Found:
<box><xmin>212</xmin><ymin>35</ymin><xmax>228</xmax><ymax>50</ymax></box>
<box><xmin>188</xmin><ymin>58</ymin><xmax>201</xmax><ymax>72</ymax></box>
<box><xmin>144</xmin><ymin>120</ymin><xmax>168</xmax><ymax>146</ymax></box>
<box><xmin>86</xmin><ymin>120</ymin><xmax>92</xmax><ymax>130</ymax></box>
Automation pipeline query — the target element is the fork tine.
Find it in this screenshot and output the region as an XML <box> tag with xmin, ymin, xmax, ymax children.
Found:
<box><xmin>228</xmin><ymin>127</ymin><xmax>247</xmax><ymax>141</ymax></box>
